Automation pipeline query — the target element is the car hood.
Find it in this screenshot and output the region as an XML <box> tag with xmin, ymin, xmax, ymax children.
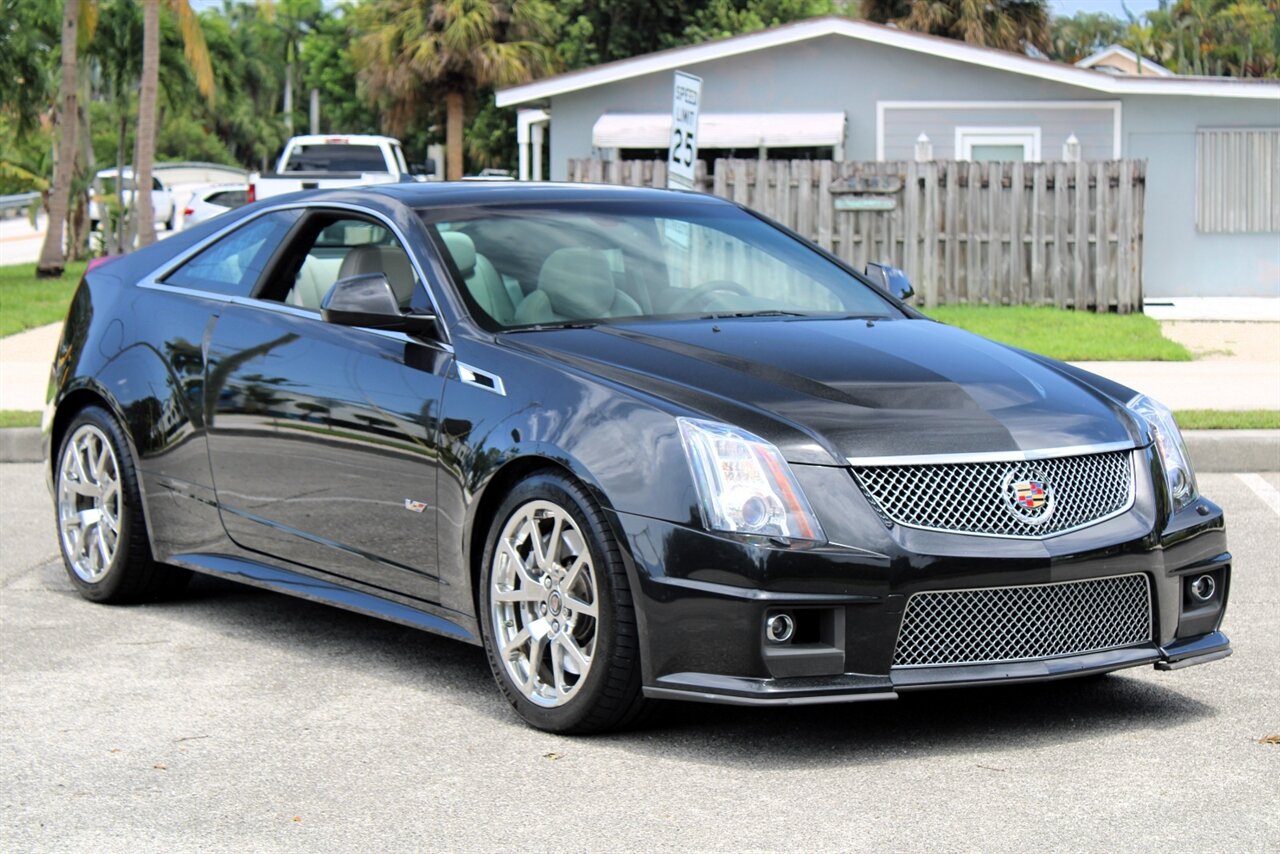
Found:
<box><xmin>506</xmin><ymin>317</ymin><xmax>1144</xmax><ymax>465</ymax></box>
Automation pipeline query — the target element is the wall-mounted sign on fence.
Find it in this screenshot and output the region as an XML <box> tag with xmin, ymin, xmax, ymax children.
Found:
<box><xmin>833</xmin><ymin>196</ymin><xmax>897</xmax><ymax>211</ymax></box>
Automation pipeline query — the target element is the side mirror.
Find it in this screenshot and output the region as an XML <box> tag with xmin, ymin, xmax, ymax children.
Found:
<box><xmin>864</xmin><ymin>262</ymin><xmax>915</xmax><ymax>302</ymax></box>
<box><xmin>321</xmin><ymin>272</ymin><xmax>437</xmax><ymax>336</ymax></box>
<box><xmin>423</xmin><ymin>157</ymin><xmax>438</xmax><ymax>178</ymax></box>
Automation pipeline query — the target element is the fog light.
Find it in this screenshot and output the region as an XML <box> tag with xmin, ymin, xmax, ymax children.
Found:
<box><xmin>1189</xmin><ymin>574</ymin><xmax>1216</xmax><ymax>602</ymax></box>
<box><xmin>765</xmin><ymin>612</ymin><xmax>795</xmax><ymax>643</ymax></box>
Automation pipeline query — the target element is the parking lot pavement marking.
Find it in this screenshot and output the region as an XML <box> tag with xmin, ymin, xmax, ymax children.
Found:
<box><xmin>1236</xmin><ymin>473</ymin><xmax>1280</xmax><ymax>517</ymax></box>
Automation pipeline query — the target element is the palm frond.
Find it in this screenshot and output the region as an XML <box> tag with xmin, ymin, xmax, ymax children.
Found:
<box><xmin>166</xmin><ymin>0</ymin><xmax>216</xmax><ymax>105</ymax></box>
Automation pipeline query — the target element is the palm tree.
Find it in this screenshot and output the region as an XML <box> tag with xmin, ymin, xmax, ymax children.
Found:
<box><xmin>37</xmin><ymin>0</ymin><xmax>86</xmax><ymax>277</ymax></box>
<box><xmin>133</xmin><ymin>0</ymin><xmax>214</xmax><ymax>247</ymax></box>
<box><xmin>1050</xmin><ymin>11</ymin><xmax>1126</xmax><ymax>63</ymax></box>
<box><xmin>355</xmin><ymin>0</ymin><xmax>558</xmax><ymax>180</ymax></box>
<box><xmin>254</xmin><ymin>0</ymin><xmax>322</xmax><ymax>133</ymax></box>
<box><xmin>862</xmin><ymin>0</ymin><xmax>1051</xmax><ymax>54</ymax></box>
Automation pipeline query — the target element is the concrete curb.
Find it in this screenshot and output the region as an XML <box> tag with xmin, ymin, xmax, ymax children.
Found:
<box><xmin>0</xmin><ymin>428</ymin><xmax>42</xmax><ymax>463</ymax></box>
<box><xmin>1</xmin><ymin>427</ymin><xmax>1276</xmax><ymax>471</ymax></box>
<box><xmin>1183</xmin><ymin>430</ymin><xmax>1280</xmax><ymax>473</ymax></box>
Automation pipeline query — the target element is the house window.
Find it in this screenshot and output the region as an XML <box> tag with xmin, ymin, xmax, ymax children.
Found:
<box><xmin>1196</xmin><ymin>128</ymin><xmax>1280</xmax><ymax>233</ymax></box>
<box><xmin>955</xmin><ymin>127</ymin><xmax>1042</xmax><ymax>162</ymax></box>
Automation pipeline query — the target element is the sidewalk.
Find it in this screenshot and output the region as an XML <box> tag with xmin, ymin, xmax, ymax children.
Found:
<box><xmin>0</xmin><ymin>322</ymin><xmax>59</xmax><ymax>412</ymax></box>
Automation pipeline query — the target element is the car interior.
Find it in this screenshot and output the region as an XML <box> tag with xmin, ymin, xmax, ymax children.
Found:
<box><xmin>430</xmin><ymin>212</ymin><xmax>854</xmax><ymax>328</ymax></box>
<box><xmin>285</xmin><ymin>220</ymin><xmax>420</xmax><ymax>312</ymax></box>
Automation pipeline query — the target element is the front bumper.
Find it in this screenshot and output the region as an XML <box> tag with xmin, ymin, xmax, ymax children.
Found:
<box><xmin>618</xmin><ymin>463</ymin><xmax>1232</xmax><ymax>707</ymax></box>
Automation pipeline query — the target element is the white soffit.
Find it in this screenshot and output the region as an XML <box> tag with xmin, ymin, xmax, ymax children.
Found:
<box><xmin>497</xmin><ymin>16</ymin><xmax>1279</xmax><ymax>106</ymax></box>
<box><xmin>592</xmin><ymin>112</ymin><xmax>846</xmax><ymax>148</ymax></box>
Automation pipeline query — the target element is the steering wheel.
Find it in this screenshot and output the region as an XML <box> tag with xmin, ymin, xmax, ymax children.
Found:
<box><xmin>668</xmin><ymin>280</ymin><xmax>752</xmax><ymax>313</ymax></box>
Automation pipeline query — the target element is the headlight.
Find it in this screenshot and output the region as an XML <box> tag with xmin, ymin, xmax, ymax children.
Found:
<box><xmin>1128</xmin><ymin>394</ymin><xmax>1198</xmax><ymax>511</ymax></box>
<box><xmin>677</xmin><ymin>417</ymin><xmax>825</xmax><ymax>542</ymax></box>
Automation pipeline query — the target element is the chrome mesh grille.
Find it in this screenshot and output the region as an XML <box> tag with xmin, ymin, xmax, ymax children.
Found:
<box><xmin>893</xmin><ymin>574</ymin><xmax>1152</xmax><ymax>667</ymax></box>
<box><xmin>851</xmin><ymin>450</ymin><xmax>1134</xmax><ymax>538</ymax></box>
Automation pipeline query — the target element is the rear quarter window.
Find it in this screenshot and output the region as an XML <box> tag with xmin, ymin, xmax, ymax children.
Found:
<box><xmin>164</xmin><ymin>210</ymin><xmax>301</xmax><ymax>297</ymax></box>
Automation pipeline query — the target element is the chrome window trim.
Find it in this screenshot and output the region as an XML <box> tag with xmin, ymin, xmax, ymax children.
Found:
<box><xmin>455</xmin><ymin>362</ymin><xmax>506</xmax><ymax>396</ymax></box>
<box><xmin>890</xmin><ymin>572</ymin><xmax>1153</xmax><ymax>669</ymax></box>
<box><xmin>136</xmin><ymin>199</ymin><xmax>453</xmax><ymax>346</ymax></box>
<box><xmin>846</xmin><ymin>439</ymin><xmax>1142</xmax><ymax>468</ymax></box>
<box><xmin>138</xmin><ymin>282</ymin><xmax>453</xmax><ymax>352</ymax></box>
<box><xmin>851</xmin><ymin>448</ymin><xmax>1140</xmax><ymax>541</ymax></box>
<box><xmin>137</xmin><ymin>281</ymin><xmax>233</xmax><ymax>303</ymax></box>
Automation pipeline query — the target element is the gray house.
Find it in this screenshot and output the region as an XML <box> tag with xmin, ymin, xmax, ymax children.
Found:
<box><xmin>497</xmin><ymin>17</ymin><xmax>1280</xmax><ymax>298</ymax></box>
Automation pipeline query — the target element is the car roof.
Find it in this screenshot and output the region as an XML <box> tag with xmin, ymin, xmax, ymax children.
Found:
<box><xmin>364</xmin><ymin>181</ymin><xmax>735</xmax><ymax>210</ymax></box>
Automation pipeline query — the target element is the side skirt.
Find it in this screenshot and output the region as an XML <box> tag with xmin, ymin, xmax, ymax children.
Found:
<box><xmin>168</xmin><ymin>552</ymin><xmax>478</xmax><ymax>644</ymax></box>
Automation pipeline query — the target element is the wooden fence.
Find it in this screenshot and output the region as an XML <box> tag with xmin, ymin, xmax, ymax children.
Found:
<box><xmin>567</xmin><ymin>158</ymin><xmax>1146</xmax><ymax>312</ymax></box>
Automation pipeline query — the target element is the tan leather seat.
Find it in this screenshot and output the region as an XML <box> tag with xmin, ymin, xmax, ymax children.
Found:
<box><xmin>335</xmin><ymin>245</ymin><xmax>417</xmax><ymax>308</ymax></box>
<box><xmin>515</xmin><ymin>248</ymin><xmax>642</xmax><ymax>325</ymax></box>
<box><xmin>442</xmin><ymin>231</ymin><xmax>516</xmax><ymax>324</ymax></box>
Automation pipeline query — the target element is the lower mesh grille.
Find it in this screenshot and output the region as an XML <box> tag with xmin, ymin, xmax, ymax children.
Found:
<box><xmin>893</xmin><ymin>574</ymin><xmax>1152</xmax><ymax>667</ymax></box>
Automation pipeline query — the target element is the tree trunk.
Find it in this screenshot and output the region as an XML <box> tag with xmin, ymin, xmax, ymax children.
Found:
<box><xmin>114</xmin><ymin>107</ymin><xmax>129</xmax><ymax>254</ymax></box>
<box><xmin>37</xmin><ymin>0</ymin><xmax>80</xmax><ymax>278</ymax></box>
<box><xmin>284</xmin><ymin>58</ymin><xmax>294</xmax><ymax>134</ymax></box>
<box><xmin>134</xmin><ymin>0</ymin><xmax>161</xmax><ymax>248</ymax></box>
<box><xmin>446</xmin><ymin>90</ymin><xmax>464</xmax><ymax>181</ymax></box>
<box><xmin>69</xmin><ymin>95</ymin><xmax>95</xmax><ymax>262</ymax></box>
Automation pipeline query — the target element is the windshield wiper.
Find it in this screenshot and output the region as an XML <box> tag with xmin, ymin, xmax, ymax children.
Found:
<box><xmin>505</xmin><ymin>320</ymin><xmax>600</xmax><ymax>333</ymax></box>
<box><xmin>698</xmin><ymin>310</ymin><xmax>810</xmax><ymax>320</ymax></box>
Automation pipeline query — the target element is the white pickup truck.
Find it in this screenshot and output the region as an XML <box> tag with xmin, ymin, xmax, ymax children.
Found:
<box><xmin>248</xmin><ymin>134</ymin><xmax>427</xmax><ymax>202</ymax></box>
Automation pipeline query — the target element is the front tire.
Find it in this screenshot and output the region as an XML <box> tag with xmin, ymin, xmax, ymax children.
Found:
<box><xmin>479</xmin><ymin>472</ymin><xmax>650</xmax><ymax>733</ymax></box>
<box><xmin>55</xmin><ymin>406</ymin><xmax>190</xmax><ymax>603</ymax></box>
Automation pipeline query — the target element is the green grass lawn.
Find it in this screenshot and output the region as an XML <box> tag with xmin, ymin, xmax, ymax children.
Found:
<box><xmin>925</xmin><ymin>305</ymin><xmax>1192</xmax><ymax>362</ymax></box>
<box><xmin>0</xmin><ymin>261</ymin><xmax>86</xmax><ymax>338</ymax></box>
<box><xmin>0</xmin><ymin>410</ymin><xmax>41</xmax><ymax>428</ymax></box>
<box><xmin>1174</xmin><ymin>410</ymin><xmax>1280</xmax><ymax>430</ymax></box>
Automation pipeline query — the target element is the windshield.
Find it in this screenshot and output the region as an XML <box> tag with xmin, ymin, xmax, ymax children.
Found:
<box><xmin>420</xmin><ymin>200</ymin><xmax>899</xmax><ymax>329</ymax></box>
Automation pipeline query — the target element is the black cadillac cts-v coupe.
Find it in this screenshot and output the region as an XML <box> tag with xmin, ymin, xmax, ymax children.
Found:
<box><xmin>45</xmin><ymin>182</ymin><xmax>1231</xmax><ymax>732</ymax></box>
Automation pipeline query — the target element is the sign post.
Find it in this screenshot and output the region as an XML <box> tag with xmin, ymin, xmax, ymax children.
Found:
<box><xmin>667</xmin><ymin>71</ymin><xmax>702</xmax><ymax>191</ymax></box>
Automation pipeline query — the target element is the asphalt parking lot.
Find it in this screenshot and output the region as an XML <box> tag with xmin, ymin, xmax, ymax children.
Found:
<box><xmin>2</xmin><ymin>463</ymin><xmax>1276</xmax><ymax>852</ymax></box>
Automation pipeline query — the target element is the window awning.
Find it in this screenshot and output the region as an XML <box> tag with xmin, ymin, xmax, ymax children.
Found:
<box><xmin>591</xmin><ymin>112</ymin><xmax>846</xmax><ymax>149</ymax></box>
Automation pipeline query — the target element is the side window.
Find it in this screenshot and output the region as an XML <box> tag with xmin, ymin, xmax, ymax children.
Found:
<box><xmin>281</xmin><ymin>217</ymin><xmax>421</xmax><ymax>313</ymax></box>
<box><xmin>164</xmin><ymin>210</ymin><xmax>301</xmax><ymax>297</ymax></box>
<box><xmin>209</xmin><ymin>190</ymin><xmax>247</xmax><ymax>207</ymax></box>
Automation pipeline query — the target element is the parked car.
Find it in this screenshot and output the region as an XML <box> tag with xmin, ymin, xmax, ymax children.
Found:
<box><xmin>248</xmin><ymin>134</ymin><xmax>425</xmax><ymax>203</ymax></box>
<box><xmin>89</xmin><ymin>168</ymin><xmax>177</xmax><ymax>231</ymax></box>
<box><xmin>181</xmin><ymin>183</ymin><xmax>249</xmax><ymax>229</ymax></box>
<box><xmin>45</xmin><ymin>183</ymin><xmax>1232</xmax><ymax>733</ymax></box>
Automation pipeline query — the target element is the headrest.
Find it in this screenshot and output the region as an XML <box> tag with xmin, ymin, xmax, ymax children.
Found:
<box><xmin>337</xmin><ymin>245</ymin><xmax>385</xmax><ymax>280</ymax></box>
<box><xmin>536</xmin><ymin>248</ymin><xmax>615</xmax><ymax>319</ymax></box>
<box><xmin>378</xmin><ymin>246</ymin><xmax>415</xmax><ymax>302</ymax></box>
<box><xmin>338</xmin><ymin>244</ymin><xmax>416</xmax><ymax>304</ymax></box>
<box><xmin>441</xmin><ymin>231</ymin><xmax>476</xmax><ymax>275</ymax></box>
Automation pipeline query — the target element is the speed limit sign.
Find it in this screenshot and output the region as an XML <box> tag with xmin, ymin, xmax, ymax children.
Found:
<box><xmin>667</xmin><ymin>71</ymin><xmax>702</xmax><ymax>191</ymax></box>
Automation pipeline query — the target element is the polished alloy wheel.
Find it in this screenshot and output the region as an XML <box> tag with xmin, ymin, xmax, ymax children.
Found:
<box><xmin>58</xmin><ymin>424</ymin><xmax>123</xmax><ymax>583</ymax></box>
<box><xmin>490</xmin><ymin>500</ymin><xmax>599</xmax><ymax>707</ymax></box>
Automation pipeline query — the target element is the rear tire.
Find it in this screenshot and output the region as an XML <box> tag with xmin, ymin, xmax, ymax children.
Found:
<box><xmin>54</xmin><ymin>406</ymin><xmax>190</xmax><ymax>603</ymax></box>
<box><xmin>479</xmin><ymin>471</ymin><xmax>652</xmax><ymax>733</ymax></box>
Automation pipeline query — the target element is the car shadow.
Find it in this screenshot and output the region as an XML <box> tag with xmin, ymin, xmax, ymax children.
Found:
<box><xmin>609</xmin><ymin>674</ymin><xmax>1217</xmax><ymax>770</ymax></box>
<box><xmin>47</xmin><ymin>566</ymin><xmax>1220</xmax><ymax>767</ymax></box>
